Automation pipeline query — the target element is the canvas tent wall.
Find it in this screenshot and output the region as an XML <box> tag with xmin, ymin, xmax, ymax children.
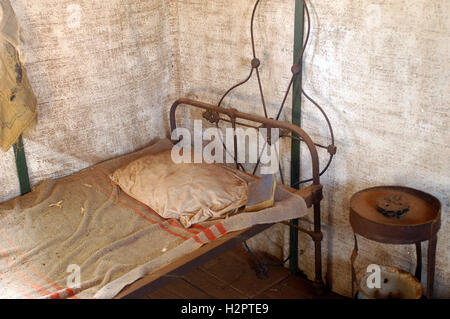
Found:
<box><xmin>0</xmin><ymin>0</ymin><xmax>448</xmax><ymax>298</ymax></box>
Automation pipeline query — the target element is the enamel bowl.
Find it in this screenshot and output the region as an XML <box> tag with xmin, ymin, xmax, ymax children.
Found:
<box><xmin>358</xmin><ymin>265</ymin><xmax>423</xmax><ymax>299</ymax></box>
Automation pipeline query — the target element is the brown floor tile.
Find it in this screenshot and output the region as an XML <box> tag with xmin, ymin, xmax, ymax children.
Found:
<box><xmin>148</xmin><ymin>286</ymin><xmax>182</xmax><ymax>299</ymax></box>
<box><xmin>148</xmin><ymin>245</ymin><xmax>345</xmax><ymax>300</ymax></box>
<box><xmin>184</xmin><ymin>268</ymin><xmax>247</xmax><ymax>299</ymax></box>
<box><xmin>255</xmin><ymin>276</ymin><xmax>344</xmax><ymax>299</ymax></box>
<box><xmin>149</xmin><ymin>278</ymin><xmax>213</xmax><ymax>299</ymax></box>
<box><xmin>199</xmin><ymin>247</ymin><xmax>290</xmax><ymax>298</ymax></box>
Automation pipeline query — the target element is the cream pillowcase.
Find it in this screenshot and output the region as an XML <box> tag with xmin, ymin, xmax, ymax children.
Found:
<box><xmin>109</xmin><ymin>149</ymin><xmax>248</xmax><ymax>228</ymax></box>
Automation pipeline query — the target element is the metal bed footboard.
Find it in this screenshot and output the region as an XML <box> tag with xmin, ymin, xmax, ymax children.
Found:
<box><xmin>170</xmin><ymin>98</ymin><xmax>326</xmax><ymax>292</ymax></box>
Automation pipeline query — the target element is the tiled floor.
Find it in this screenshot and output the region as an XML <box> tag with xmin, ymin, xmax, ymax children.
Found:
<box><xmin>147</xmin><ymin>245</ymin><xmax>343</xmax><ymax>299</ymax></box>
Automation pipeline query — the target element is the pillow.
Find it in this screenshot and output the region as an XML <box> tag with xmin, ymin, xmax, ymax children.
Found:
<box><xmin>109</xmin><ymin>149</ymin><xmax>248</xmax><ymax>228</ymax></box>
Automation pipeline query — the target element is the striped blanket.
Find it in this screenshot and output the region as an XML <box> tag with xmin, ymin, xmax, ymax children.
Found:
<box><xmin>0</xmin><ymin>139</ymin><xmax>308</xmax><ymax>298</ymax></box>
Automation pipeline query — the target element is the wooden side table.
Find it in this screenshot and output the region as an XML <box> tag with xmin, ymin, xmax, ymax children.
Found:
<box><xmin>349</xmin><ymin>186</ymin><xmax>441</xmax><ymax>299</ymax></box>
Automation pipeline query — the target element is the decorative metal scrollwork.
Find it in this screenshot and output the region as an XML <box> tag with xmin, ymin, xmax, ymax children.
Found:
<box><xmin>203</xmin><ymin>110</ymin><xmax>220</xmax><ymax>124</ymax></box>
<box><xmin>215</xmin><ymin>0</ymin><xmax>336</xmax><ymax>185</ymax></box>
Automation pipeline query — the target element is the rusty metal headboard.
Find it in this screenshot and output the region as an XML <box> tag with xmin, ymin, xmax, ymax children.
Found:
<box><xmin>171</xmin><ymin>0</ymin><xmax>336</xmax><ymax>187</ymax></box>
<box><xmin>169</xmin><ymin>0</ymin><xmax>336</xmax><ymax>294</ymax></box>
<box><xmin>170</xmin><ymin>98</ymin><xmax>322</xmax><ymax>185</ymax></box>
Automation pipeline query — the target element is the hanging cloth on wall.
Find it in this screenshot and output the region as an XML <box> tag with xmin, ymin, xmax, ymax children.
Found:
<box><xmin>0</xmin><ymin>0</ymin><xmax>37</xmax><ymax>152</ymax></box>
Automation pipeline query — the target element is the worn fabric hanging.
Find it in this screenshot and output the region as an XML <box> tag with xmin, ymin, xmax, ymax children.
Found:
<box><xmin>0</xmin><ymin>0</ymin><xmax>37</xmax><ymax>152</ymax></box>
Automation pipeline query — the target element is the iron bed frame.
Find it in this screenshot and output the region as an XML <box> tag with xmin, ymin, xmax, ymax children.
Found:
<box><xmin>116</xmin><ymin>0</ymin><xmax>336</xmax><ymax>298</ymax></box>
<box><xmin>115</xmin><ymin>98</ymin><xmax>330</xmax><ymax>298</ymax></box>
<box><xmin>0</xmin><ymin>0</ymin><xmax>336</xmax><ymax>299</ymax></box>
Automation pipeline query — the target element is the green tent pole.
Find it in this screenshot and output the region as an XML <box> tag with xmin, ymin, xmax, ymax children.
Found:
<box><xmin>289</xmin><ymin>0</ymin><xmax>305</xmax><ymax>276</ymax></box>
<box><xmin>13</xmin><ymin>135</ymin><xmax>31</xmax><ymax>195</ymax></box>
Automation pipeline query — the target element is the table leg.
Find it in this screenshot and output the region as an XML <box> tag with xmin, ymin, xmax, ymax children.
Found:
<box><xmin>415</xmin><ymin>242</ymin><xmax>422</xmax><ymax>281</ymax></box>
<box><xmin>426</xmin><ymin>235</ymin><xmax>437</xmax><ymax>299</ymax></box>
<box><xmin>351</xmin><ymin>234</ymin><xmax>359</xmax><ymax>298</ymax></box>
